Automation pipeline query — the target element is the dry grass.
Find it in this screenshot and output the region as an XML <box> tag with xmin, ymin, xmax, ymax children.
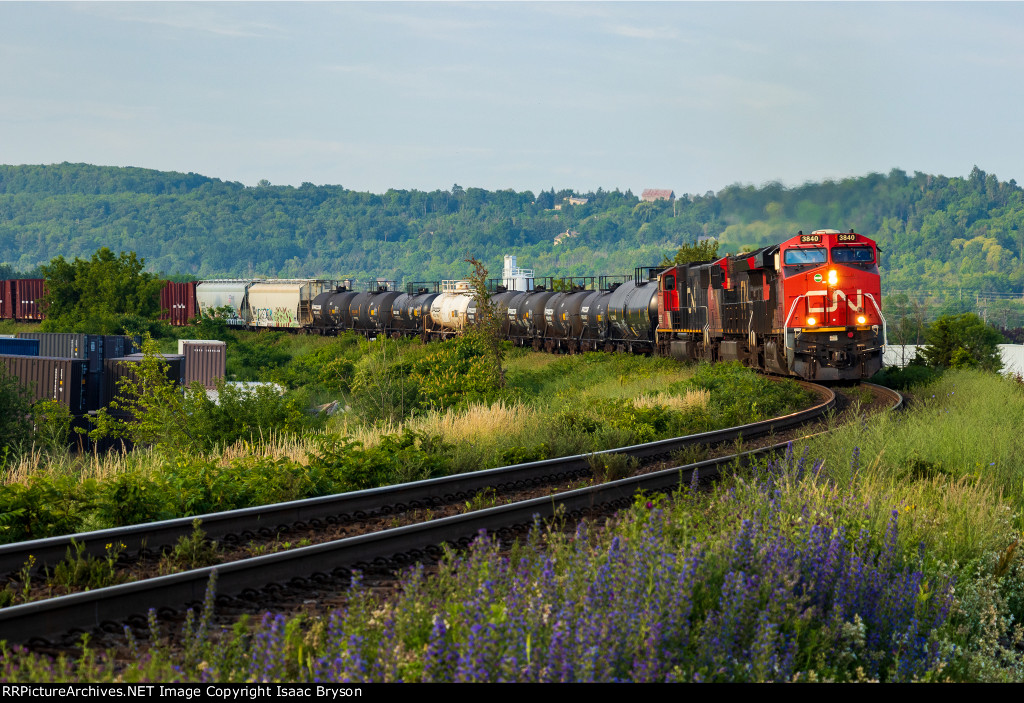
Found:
<box><xmin>334</xmin><ymin>400</ymin><xmax>542</xmax><ymax>449</ymax></box>
<box><xmin>3</xmin><ymin>444</ymin><xmax>159</xmax><ymax>485</ymax></box>
<box><xmin>216</xmin><ymin>431</ymin><xmax>321</xmax><ymax>466</ymax></box>
<box><xmin>632</xmin><ymin>390</ymin><xmax>710</xmax><ymax>413</ymax></box>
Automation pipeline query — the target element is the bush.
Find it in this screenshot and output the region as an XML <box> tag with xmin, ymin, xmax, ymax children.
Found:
<box><xmin>309</xmin><ymin>430</ymin><xmax>450</xmax><ymax>492</ymax></box>
<box><xmin>921</xmin><ymin>313</ymin><xmax>1003</xmax><ymax>372</ymax></box>
<box><xmin>410</xmin><ymin>336</ymin><xmax>501</xmax><ymax>411</ymax></box>
<box><xmin>182</xmin><ymin>380</ymin><xmax>322</xmax><ymax>452</ymax></box>
<box><xmin>0</xmin><ymin>365</ymin><xmax>33</xmax><ymax>454</ymax></box>
<box><xmin>870</xmin><ymin>364</ymin><xmax>942</xmax><ymax>391</ymax></box>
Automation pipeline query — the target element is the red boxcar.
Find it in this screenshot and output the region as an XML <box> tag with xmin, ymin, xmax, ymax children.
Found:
<box><xmin>160</xmin><ymin>281</ymin><xmax>199</xmax><ymax>326</ymax></box>
<box><xmin>13</xmin><ymin>279</ymin><xmax>45</xmax><ymax>320</ymax></box>
<box><xmin>0</xmin><ymin>279</ymin><xmax>12</xmax><ymax>320</ymax></box>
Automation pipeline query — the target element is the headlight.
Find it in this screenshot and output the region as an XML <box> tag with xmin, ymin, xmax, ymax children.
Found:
<box><xmin>857</xmin><ymin>315</ymin><xmax>866</xmax><ymax>324</ymax></box>
<box><xmin>827</xmin><ymin>270</ymin><xmax>838</xmax><ymax>285</ymax></box>
<box><xmin>806</xmin><ymin>317</ymin><xmax>817</xmax><ymax>326</ymax></box>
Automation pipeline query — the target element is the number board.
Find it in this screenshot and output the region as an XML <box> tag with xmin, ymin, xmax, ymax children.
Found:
<box><xmin>837</xmin><ymin>233</ymin><xmax>857</xmax><ymax>242</ymax></box>
<box><xmin>799</xmin><ymin>234</ymin><xmax>822</xmax><ymax>244</ymax></box>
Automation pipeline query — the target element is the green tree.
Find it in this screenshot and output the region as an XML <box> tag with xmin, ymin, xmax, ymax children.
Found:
<box><xmin>661</xmin><ymin>239</ymin><xmax>720</xmax><ymax>266</ymax></box>
<box><xmin>40</xmin><ymin>247</ymin><xmax>163</xmax><ymax>334</ymax></box>
<box><xmin>0</xmin><ymin>366</ymin><xmax>33</xmax><ymax>455</ymax></box>
<box><xmin>464</xmin><ymin>257</ymin><xmax>506</xmax><ymax>387</ymax></box>
<box><xmin>87</xmin><ymin>336</ymin><xmax>194</xmax><ymax>451</ymax></box>
<box><xmin>920</xmin><ymin>313</ymin><xmax>1003</xmax><ymax>372</ymax></box>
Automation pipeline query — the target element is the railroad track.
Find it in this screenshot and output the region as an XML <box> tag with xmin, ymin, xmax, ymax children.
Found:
<box><xmin>0</xmin><ymin>382</ymin><xmax>901</xmax><ymax>646</ymax></box>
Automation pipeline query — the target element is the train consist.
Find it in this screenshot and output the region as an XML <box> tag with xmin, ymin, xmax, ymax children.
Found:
<box><xmin>6</xmin><ymin>230</ymin><xmax>886</xmax><ymax>382</ymax></box>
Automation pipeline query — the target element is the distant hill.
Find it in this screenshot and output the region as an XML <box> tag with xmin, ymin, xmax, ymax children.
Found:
<box><xmin>2</xmin><ymin>163</ymin><xmax>1024</xmax><ymax>324</ymax></box>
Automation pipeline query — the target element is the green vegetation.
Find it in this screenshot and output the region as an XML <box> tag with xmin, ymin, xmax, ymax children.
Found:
<box><xmin>661</xmin><ymin>238</ymin><xmax>720</xmax><ymax>266</ymax></box>
<box><xmin>920</xmin><ymin>312</ymin><xmax>1003</xmax><ymax>372</ymax></box>
<box><xmin>0</xmin><ymin>331</ymin><xmax>812</xmax><ymax>544</ymax></box>
<box><xmin>7</xmin><ymin>370</ymin><xmax>1024</xmax><ymax>680</ymax></box>
<box><xmin>39</xmin><ymin>247</ymin><xmax>165</xmax><ymax>335</ymax></box>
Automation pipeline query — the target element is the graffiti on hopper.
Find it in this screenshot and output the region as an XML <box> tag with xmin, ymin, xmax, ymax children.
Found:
<box><xmin>253</xmin><ymin>306</ymin><xmax>298</xmax><ymax>327</ymax></box>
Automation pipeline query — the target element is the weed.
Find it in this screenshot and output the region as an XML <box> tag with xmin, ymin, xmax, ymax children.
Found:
<box><xmin>51</xmin><ymin>540</ymin><xmax>126</xmax><ymax>590</ymax></box>
<box><xmin>18</xmin><ymin>555</ymin><xmax>35</xmax><ymax>601</ymax></box>
<box><xmin>588</xmin><ymin>452</ymin><xmax>638</xmax><ymax>482</ymax></box>
<box><xmin>159</xmin><ymin>520</ymin><xmax>219</xmax><ymax>574</ymax></box>
<box><xmin>464</xmin><ymin>487</ymin><xmax>499</xmax><ymax>512</ymax></box>
<box><xmin>671</xmin><ymin>445</ymin><xmax>708</xmax><ymax>467</ymax></box>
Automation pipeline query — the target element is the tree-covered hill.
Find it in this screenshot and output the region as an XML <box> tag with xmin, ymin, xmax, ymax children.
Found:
<box><xmin>2</xmin><ymin>164</ymin><xmax>1023</xmax><ymax>318</ymax></box>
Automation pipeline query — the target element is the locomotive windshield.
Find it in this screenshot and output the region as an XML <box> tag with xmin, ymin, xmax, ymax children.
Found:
<box><xmin>783</xmin><ymin>248</ymin><xmax>827</xmax><ymax>265</ymax></box>
<box><xmin>831</xmin><ymin>246</ymin><xmax>874</xmax><ymax>263</ymax></box>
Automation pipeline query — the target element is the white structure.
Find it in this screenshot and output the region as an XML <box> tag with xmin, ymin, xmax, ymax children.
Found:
<box><xmin>502</xmin><ymin>255</ymin><xmax>534</xmax><ymax>292</ymax></box>
<box><xmin>884</xmin><ymin>344</ymin><xmax>1024</xmax><ymax>376</ymax></box>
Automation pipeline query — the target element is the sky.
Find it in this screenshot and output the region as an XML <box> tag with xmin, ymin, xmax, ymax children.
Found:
<box><xmin>1</xmin><ymin>1</ymin><xmax>1023</xmax><ymax>196</ymax></box>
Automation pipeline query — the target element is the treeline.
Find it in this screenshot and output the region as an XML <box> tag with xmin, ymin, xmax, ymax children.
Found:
<box><xmin>2</xmin><ymin>164</ymin><xmax>1024</xmax><ymax>305</ymax></box>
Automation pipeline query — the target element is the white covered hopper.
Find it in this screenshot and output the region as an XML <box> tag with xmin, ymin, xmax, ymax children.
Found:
<box><xmin>247</xmin><ymin>280</ymin><xmax>330</xmax><ymax>328</ymax></box>
<box><xmin>196</xmin><ymin>280</ymin><xmax>258</xmax><ymax>326</ymax></box>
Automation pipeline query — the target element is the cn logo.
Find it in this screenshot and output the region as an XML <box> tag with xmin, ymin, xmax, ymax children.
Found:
<box><xmin>807</xmin><ymin>289</ymin><xmax>863</xmax><ymax>313</ymax></box>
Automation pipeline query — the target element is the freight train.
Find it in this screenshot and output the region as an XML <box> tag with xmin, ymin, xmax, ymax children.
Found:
<box><xmin>6</xmin><ymin>229</ymin><xmax>886</xmax><ymax>382</ymax></box>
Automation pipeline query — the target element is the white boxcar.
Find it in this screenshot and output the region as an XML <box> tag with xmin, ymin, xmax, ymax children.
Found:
<box><xmin>247</xmin><ymin>280</ymin><xmax>330</xmax><ymax>329</ymax></box>
<box><xmin>196</xmin><ymin>280</ymin><xmax>258</xmax><ymax>326</ymax></box>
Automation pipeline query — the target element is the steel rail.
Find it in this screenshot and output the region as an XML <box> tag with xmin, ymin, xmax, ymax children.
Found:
<box><xmin>0</xmin><ymin>385</ymin><xmax>902</xmax><ymax>646</ymax></box>
<box><xmin>0</xmin><ymin>381</ymin><xmax>835</xmax><ymax>577</ymax></box>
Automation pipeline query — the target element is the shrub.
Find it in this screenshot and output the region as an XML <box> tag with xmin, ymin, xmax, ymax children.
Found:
<box><xmin>0</xmin><ymin>365</ymin><xmax>33</xmax><ymax>453</ymax></box>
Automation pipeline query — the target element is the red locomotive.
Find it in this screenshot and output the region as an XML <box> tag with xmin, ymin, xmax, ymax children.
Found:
<box><xmin>656</xmin><ymin>229</ymin><xmax>885</xmax><ymax>381</ymax></box>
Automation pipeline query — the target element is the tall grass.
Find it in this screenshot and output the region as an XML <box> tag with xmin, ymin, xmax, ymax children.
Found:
<box><xmin>793</xmin><ymin>369</ymin><xmax>1024</xmax><ymax>567</ymax></box>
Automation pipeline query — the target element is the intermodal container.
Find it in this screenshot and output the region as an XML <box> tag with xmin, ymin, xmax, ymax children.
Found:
<box><xmin>103</xmin><ymin>335</ymin><xmax>132</xmax><ymax>360</ymax></box>
<box><xmin>13</xmin><ymin>279</ymin><xmax>45</xmax><ymax>320</ymax></box>
<box><xmin>16</xmin><ymin>333</ymin><xmax>104</xmax><ymax>372</ymax></box>
<box><xmin>178</xmin><ymin>339</ymin><xmax>227</xmax><ymax>389</ymax></box>
<box><xmin>0</xmin><ymin>338</ymin><xmax>40</xmax><ymax>356</ymax></box>
<box><xmin>0</xmin><ymin>355</ymin><xmax>88</xmax><ymax>413</ymax></box>
<box><xmin>103</xmin><ymin>354</ymin><xmax>185</xmax><ymax>410</ymax></box>
<box><xmin>160</xmin><ymin>281</ymin><xmax>199</xmax><ymax>326</ymax></box>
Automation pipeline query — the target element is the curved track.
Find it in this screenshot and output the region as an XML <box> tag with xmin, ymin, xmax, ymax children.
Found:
<box><xmin>0</xmin><ymin>382</ymin><xmax>902</xmax><ymax>645</ymax></box>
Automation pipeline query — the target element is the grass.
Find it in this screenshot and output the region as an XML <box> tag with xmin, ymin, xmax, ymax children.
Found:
<box><xmin>7</xmin><ymin>367</ymin><xmax>1024</xmax><ymax>680</ymax></box>
<box><xmin>793</xmin><ymin>370</ymin><xmax>1024</xmax><ymax>568</ymax></box>
<box><xmin>0</xmin><ymin>347</ymin><xmax>810</xmax><ymax>545</ymax></box>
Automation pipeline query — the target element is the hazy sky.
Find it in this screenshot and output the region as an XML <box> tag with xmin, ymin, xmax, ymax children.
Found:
<box><xmin>2</xmin><ymin>2</ymin><xmax>1022</xmax><ymax>195</ymax></box>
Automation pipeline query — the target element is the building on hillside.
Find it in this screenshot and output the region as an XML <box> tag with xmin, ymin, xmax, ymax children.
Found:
<box><xmin>641</xmin><ymin>189</ymin><xmax>675</xmax><ymax>202</ymax></box>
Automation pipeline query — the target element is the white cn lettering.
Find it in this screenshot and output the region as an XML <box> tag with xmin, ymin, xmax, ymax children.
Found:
<box><xmin>806</xmin><ymin>290</ymin><xmax>864</xmax><ymax>314</ymax></box>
